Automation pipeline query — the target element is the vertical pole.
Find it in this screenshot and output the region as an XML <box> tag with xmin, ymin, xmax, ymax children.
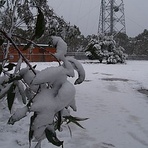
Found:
<box><xmin>101</xmin><ymin>0</ymin><xmax>105</xmax><ymax>34</ymax></box>
<box><xmin>98</xmin><ymin>0</ymin><xmax>105</xmax><ymax>35</ymax></box>
<box><xmin>110</xmin><ymin>0</ymin><xmax>114</xmax><ymax>35</ymax></box>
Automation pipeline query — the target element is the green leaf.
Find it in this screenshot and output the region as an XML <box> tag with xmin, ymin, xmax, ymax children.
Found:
<box><xmin>0</xmin><ymin>64</ymin><xmax>2</xmax><ymax>75</ymax></box>
<box><xmin>29</xmin><ymin>113</ymin><xmax>37</xmax><ymax>146</ymax></box>
<box><xmin>45</xmin><ymin>128</ymin><xmax>63</xmax><ymax>147</ymax></box>
<box><xmin>54</xmin><ymin>111</ymin><xmax>62</xmax><ymax>131</ymax></box>
<box><xmin>34</xmin><ymin>7</ymin><xmax>45</xmax><ymax>39</ymax></box>
<box><xmin>67</xmin><ymin>119</ymin><xmax>85</xmax><ymax>129</ymax></box>
<box><xmin>57</xmin><ymin>111</ymin><xmax>62</xmax><ymax>131</ymax></box>
<box><xmin>63</xmin><ymin>115</ymin><xmax>89</xmax><ymax>129</ymax></box>
<box><xmin>0</xmin><ymin>38</ymin><xmax>4</xmax><ymax>45</ymax></box>
<box><xmin>23</xmin><ymin>7</ymin><xmax>45</xmax><ymax>51</ymax></box>
<box><xmin>4</xmin><ymin>63</ymin><xmax>16</xmax><ymax>71</ymax></box>
<box><xmin>7</xmin><ymin>84</ymin><xmax>16</xmax><ymax>112</ymax></box>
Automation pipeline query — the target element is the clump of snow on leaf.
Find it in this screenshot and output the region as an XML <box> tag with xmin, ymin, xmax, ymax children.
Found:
<box><xmin>51</xmin><ymin>36</ymin><xmax>67</xmax><ymax>60</ymax></box>
<box><xmin>6</xmin><ymin>36</ymin><xmax>85</xmax><ymax>147</ymax></box>
<box><xmin>8</xmin><ymin>106</ymin><xmax>28</xmax><ymax>125</ymax></box>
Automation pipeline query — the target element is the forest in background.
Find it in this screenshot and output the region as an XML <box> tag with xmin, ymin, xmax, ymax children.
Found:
<box><xmin>0</xmin><ymin>0</ymin><xmax>148</xmax><ymax>56</ymax></box>
<box><xmin>14</xmin><ymin>27</ymin><xmax>148</xmax><ymax>56</ymax></box>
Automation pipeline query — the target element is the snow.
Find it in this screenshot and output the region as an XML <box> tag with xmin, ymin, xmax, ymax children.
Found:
<box><xmin>66</xmin><ymin>57</ymin><xmax>85</xmax><ymax>84</ymax></box>
<box><xmin>51</xmin><ymin>36</ymin><xmax>68</xmax><ymax>61</ymax></box>
<box><xmin>0</xmin><ymin>60</ymin><xmax>148</xmax><ymax>148</ymax></box>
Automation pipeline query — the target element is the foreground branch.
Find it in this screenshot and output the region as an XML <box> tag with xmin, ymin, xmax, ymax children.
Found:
<box><xmin>0</xmin><ymin>29</ymin><xmax>36</xmax><ymax>75</ymax></box>
<box><xmin>12</xmin><ymin>34</ymin><xmax>61</xmax><ymax>66</ymax></box>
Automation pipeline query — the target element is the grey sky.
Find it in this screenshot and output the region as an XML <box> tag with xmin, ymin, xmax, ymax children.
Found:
<box><xmin>48</xmin><ymin>0</ymin><xmax>148</xmax><ymax>37</ymax></box>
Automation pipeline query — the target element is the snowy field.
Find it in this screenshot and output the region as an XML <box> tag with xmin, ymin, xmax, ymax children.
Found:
<box><xmin>0</xmin><ymin>60</ymin><xmax>148</xmax><ymax>148</ymax></box>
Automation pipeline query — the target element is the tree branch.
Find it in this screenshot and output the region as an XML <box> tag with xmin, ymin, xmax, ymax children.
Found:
<box><xmin>0</xmin><ymin>29</ymin><xmax>36</xmax><ymax>75</ymax></box>
<box><xmin>12</xmin><ymin>34</ymin><xmax>61</xmax><ymax>65</ymax></box>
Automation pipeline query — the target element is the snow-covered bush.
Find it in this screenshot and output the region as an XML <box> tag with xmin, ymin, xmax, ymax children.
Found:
<box><xmin>85</xmin><ymin>37</ymin><xmax>104</xmax><ymax>63</ymax></box>
<box><xmin>85</xmin><ymin>35</ymin><xmax>127</xmax><ymax>64</ymax></box>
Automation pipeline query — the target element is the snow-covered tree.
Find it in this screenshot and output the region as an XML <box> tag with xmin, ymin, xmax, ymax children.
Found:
<box><xmin>0</xmin><ymin>0</ymin><xmax>82</xmax><ymax>45</ymax></box>
<box><xmin>85</xmin><ymin>35</ymin><xmax>127</xmax><ymax>64</ymax></box>
<box><xmin>0</xmin><ymin>1</ymin><xmax>87</xmax><ymax>147</ymax></box>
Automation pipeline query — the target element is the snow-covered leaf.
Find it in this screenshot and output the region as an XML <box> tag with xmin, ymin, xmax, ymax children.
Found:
<box><xmin>0</xmin><ymin>0</ymin><xmax>6</xmax><ymax>8</ymax></box>
<box><xmin>25</xmin><ymin>88</ymin><xmax>34</xmax><ymax>101</ymax></box>
<box><xmin>51</xmin><ymin>36</ymin><xmax>67</xmax><ymax>60</ymax></box>
<box><xmin>66</xmin><ymin>57</ymin><xmax>85</xmax><ymax>84</ymax></box>
<box><xmin>0</xmin><ymin>83</ymin><xmax>12</xmax><ymax>100</ymax></box>
<box><xmin>61</xmin><ymin>108</ymin><xmax>70</xmax><ymax>117</ymax></box>
<box><xmin>15</xmin><ymin>81</ymin><xmax>26</xmax><ymax>104</ymax></box>
<box><xmin>32</xmin><ymin>66</ymin><xmax>67</xmax><ymax>85</ymax></box>
<box><xmin>19</xmin><ymin>67</ymin><xmax>38</xmax><ymax>91</ymax></box>
<box><xmin>8</xmin><ymin>106</ymin><xmax>28</xmax><ymax>125</ymax></box>
<box><xmin>14</xmin><ymin>57</ymin><xmax>22</xmax><ymax>73</ymax></box>
<box><xmin>62</xmin><ymin>59</ymin><xmax>74</xmax><ymax>77</ymax></box>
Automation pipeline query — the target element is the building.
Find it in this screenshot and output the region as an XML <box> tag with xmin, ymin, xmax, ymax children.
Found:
<box><xmin>0</xmin><ymin>44</ymin><xmax>56</xmax><ymax>62</ymax></box>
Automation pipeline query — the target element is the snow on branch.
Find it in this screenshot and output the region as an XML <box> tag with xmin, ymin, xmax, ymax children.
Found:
<box><xmin>0</xmin><ymin>35</ymin><xmax>86</xmax><ymax>148</ymax></box>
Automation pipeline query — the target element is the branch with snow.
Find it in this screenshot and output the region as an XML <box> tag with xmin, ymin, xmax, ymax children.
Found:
<box><xmin>1</xmin><ymin>36</ymin><xmax>86</xmax><ymax>148</ymax></box>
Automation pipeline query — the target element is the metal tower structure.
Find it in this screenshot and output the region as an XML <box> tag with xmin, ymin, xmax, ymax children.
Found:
<box><xmin>98</xmin><ymin>0</ymin><xmax>126</xmax><ymax>36</ymax></box>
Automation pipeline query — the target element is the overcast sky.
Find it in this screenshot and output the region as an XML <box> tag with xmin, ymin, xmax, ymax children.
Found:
<box><xmin>48</xmin><ymin>0</ymin><xmax>148</xmax><ymax>37</ymax></box>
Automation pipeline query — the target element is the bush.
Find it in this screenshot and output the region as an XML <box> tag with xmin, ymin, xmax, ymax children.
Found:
<box><xmin>85</xmin><ymin>35</ymin><xmax>127</xmax><ymax>64</ymax></box>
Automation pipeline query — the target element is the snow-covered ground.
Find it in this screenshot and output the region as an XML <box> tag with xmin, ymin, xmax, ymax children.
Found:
<box><xmin>0</xmin><ymin>60</ymin><xmax>148</xmax><ymax>148</ymax></box>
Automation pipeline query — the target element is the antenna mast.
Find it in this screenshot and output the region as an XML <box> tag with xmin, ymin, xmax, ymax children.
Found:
<box><xmin>98</xmin><ymin>0</ymin><xmax>126</xmax><ymax>36</ymax></box>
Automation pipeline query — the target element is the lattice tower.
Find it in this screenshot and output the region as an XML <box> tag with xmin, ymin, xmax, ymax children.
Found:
<box><xmin>98</xmin><ymin>0</ymin><xmax>126</xmax><ymax>36</ymax></box>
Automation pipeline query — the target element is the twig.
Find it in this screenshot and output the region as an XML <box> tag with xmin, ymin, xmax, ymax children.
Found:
<box><xmin>0</xmin><ymin>29</ymin><xmax>36</xmax><ymax>75</ymax></box>
<box><xmin>12</xmin><ymin>34</ymin><xmax>61</xmax><ymax>66</ymax></box>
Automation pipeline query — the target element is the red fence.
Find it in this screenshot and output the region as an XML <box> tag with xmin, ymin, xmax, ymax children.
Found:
<box><xmin>0</xmin><ymin>44</ymin><xmax>56</xmax><ymax>62</ymax></box>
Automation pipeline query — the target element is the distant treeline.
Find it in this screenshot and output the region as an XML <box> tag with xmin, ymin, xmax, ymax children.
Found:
<box><xmin>114</xmin><ymin>29</ymin><xmax>148</xmax><ymax>56</ymax></box>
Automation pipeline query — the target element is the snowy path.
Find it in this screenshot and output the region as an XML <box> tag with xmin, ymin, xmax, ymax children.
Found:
<box><xmin>0</xmin><ymin>60</ymin><xmax>148</xmax><ymax>148</ymax></box>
